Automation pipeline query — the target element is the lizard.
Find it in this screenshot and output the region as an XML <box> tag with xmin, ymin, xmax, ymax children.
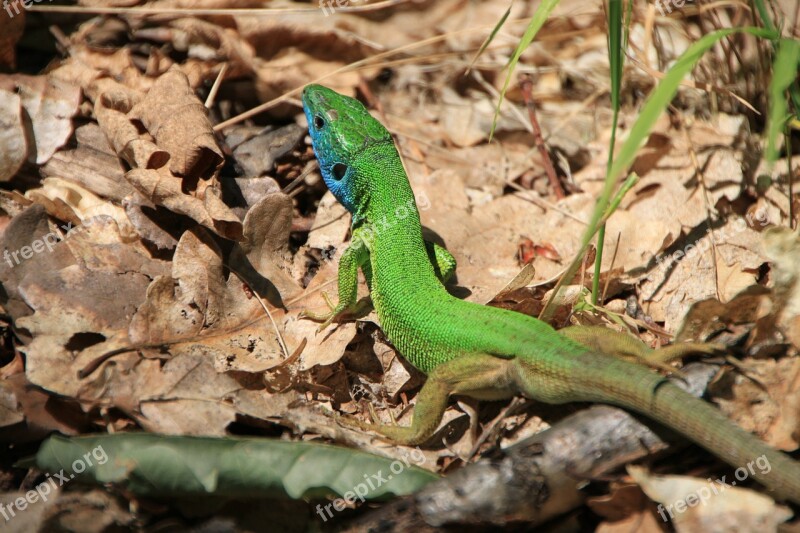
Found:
<box><xmin>300</xmin><ymin>83</ymin><xmax>800</xmax><ymax>504</ymax></box>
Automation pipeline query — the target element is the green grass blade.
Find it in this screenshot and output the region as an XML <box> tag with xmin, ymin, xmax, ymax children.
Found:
<box><xmin>490</xmin><ymin>0</ymin><xmax>561</xmax><ymax>139</ymax></box>
<box><xmin>752</xmin><ymin>0</ymin><xmax>777</xmax><ymax>32</ymax></box>
<box><xmin>593</xmin><ymin>0</ymin><xmax>625</xmax><ymax>304</ymax></box>
<box><xmin>468</xmin><ymin>3</ymin><xmax>513</xmax><ymax>73</ymax></box>
<box><xmin>606</xmin><ymin>27</ymin><xmax>775</xmax><ymax>193</ymax></box>
<box><xmin>766</xmin><ymin>38</ymin><xmax>800</xmax><ymax>162</ymax></box>
<box><xmin>542</xmin><ymin>26</ymin><xmax>778</xmax><ymax>321</ymax></box>
<box><xmin>752</xmin><ymin>0</ymin><xmax>800</xmax><ymax>119</ymax></box>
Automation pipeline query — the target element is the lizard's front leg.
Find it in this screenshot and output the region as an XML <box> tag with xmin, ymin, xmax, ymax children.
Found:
<box><xmin>341</xmin><ymin>353</ymin><xmax>515</xmax><ymax>445</ymax></box>
<box><xmin>301</xmin><ymin>227</ymin><xmax>371</xmax><ymax>330</ymax></box>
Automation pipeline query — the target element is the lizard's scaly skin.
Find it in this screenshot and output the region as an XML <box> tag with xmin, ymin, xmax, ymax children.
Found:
<box><xmin>302</xmin><ymin>84</ymin><xmax>800</xmax><ymax>504</ymax></box>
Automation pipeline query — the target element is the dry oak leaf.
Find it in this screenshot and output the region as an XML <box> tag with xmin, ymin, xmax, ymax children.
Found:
<box><xmin>94</xmin><ymin>94</ymin><xmax>169</xmax><ymax>170</ymax></box>
<box><xmin>125</xmin><ymin>231</ymin><xmax>274</xmax><ymax>371</ymax></box>
<box><xmin>126</xmin><ymin>193</ymin><xmax>307</xmax><ymax>375</ymax></box>
<box><xmin>282</xmin><ymin>261</ymin><xmax>357</xmax><ymax>372</ymax></box>
<box><xmin>25</xmin><ymin>177</ymin><xmax>139</xmax><ymax>242</ymax></box>
<box><xmin>0</xmin><ymin>205</ymin><xmax>75</xmax><ymax>322</ymax></box>
<box><xmin>0</xmin><ymin>73</ymin><xmax>81</xmax><ymax>167</ymax></box>
<box><xmin>0</xmin><ymin>89</ymin><xmax>27</xmax><ymax>182</ymax></box>
<box><xmin>129</xmin><ymin>67</ymin><xmax>223</xmax><ymax>179</ymax></box>
<box><xmin>40</xmin><ymin>123</ymin><xmax>133</xmax><ymax>202</ymax></box>
<box><xmin>12</xmin><ymin>214</ymin><xmax>169</xmax><ymax>398</ymax></box>
<box><xmin>712</xmin><ymin>357</ymin><xmax>800</xmax><ymax>452</ymax></box>
<box><xmin>125</xmin><ymin>166</ymin><xmax>242</xmax><ymax>240</ymax></box>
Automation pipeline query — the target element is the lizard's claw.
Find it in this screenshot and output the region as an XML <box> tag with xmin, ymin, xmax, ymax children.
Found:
<box><xmin>299</xmin><ymin>291</ymin><xmax>344</xmax><ymax>331</ymax></box>
<box><xmin>301</xmin><ymin>295</ymin><xmax>371</xmax><ymax>333</ymax></box>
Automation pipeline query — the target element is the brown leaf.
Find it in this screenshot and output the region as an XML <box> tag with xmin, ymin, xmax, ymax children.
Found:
<box><xmin>40</xmin><ymin>123</ymin><xmax>133</xmax><ymax>202</ymax></box>
<box><xmin>129</xmin><ymin>67</ymin><xmax>223</xmax><ymax>179</ymax></box>
<box><xmin>712</xmin><ymin>357</ymin><xmax>800</xmax><ymax>452</ymax></box>
<box><xmin>0</xmin><ymin>73</ymin><xmax>81</xmax><ymax>165</ymax></box>
<box><xmin>0</xmin><ymin>89</ymin><xmax>26</xmax><ymax>181</ymax></box>
<box><xmin>125</xmin><ymin>166</ymin><xmax>242</xmax><ymax>240</ymax></box>
<box><xmin>628</xmin><ymin>466</ymin><xmax>792</xmax><ymax>531</ymax></box>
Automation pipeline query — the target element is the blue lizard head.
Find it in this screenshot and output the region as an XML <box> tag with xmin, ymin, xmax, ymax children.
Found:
<box><xmin>302</xmin><ymin>84</ymin><xmax>393</xmax><ymax>221</ymax></box>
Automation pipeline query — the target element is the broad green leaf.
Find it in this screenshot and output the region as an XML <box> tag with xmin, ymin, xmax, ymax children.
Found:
<box><xmin>27</xmin><ymin>434</ymin><xmax>438</xmax><ymax>500</ymax></box>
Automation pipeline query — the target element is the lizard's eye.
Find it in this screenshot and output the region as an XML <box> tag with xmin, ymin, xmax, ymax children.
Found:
<box><xmin>314</xmin><ymin>115</ymin><xmax>326</xmax><ymax>129</ymax></box>
<box><xmin>332</xmin><ymin>163</ymin><xmax>348</xmax><ymax>181</ymax></box>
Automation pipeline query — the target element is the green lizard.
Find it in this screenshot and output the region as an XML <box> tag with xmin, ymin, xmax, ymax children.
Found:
<box><xmin>301</xmin><ymin>84</ymin><xmax>800</xmax><ymax>504</ymax></box>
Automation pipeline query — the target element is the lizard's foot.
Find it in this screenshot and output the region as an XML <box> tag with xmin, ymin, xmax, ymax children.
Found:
<box><xmin>335</xmin><ymin>411</ymin><xmax>428</xmax><ymax>446</ymax></box>
<box><xmin>299</xmin><ymin>292</ymin><xmax>366</xmax><ymax>331</ymax></box>
<box><xmin>561</xmin><ymin>325</ymin><xmax>725</xmax><ymax>371</ymax></box>
<box><xmin>645</xmin><ymin>341</ymin><xmax>725</xmax><ymax>365</ymax></box>
<box><xmin>337</xmin><ymin>354</ymin><xmax>515</xmax><ymax>447</ymax></box>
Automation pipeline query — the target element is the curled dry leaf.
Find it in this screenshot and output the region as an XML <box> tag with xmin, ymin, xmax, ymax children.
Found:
<box><xmin>95</xmin><ymin>91</ymin><xmax>169</xmax><ymax>170</ymax></box>
<box><xmin>0</xmin><ymin>73</ymin><xmax>81</xmax><ymax>170</ymax></box>
<box><xmin>126</xmin><ymin>166</ymin><xmax>242</xmax><ymax>240</ymax></box>
<box><xmin>129</xmin><ymin>67</ymin><xmax>223</xmax><ymax>179</ymax></box>
<box><xmin>88</xmin><ymin>68</ymin><xmax>240</xmax><ymax>240</ymax></box>
<box><xmin>233</xmin><ymin>192</ymin><xmax>302</xmax><ymax>303</ymax></box>
<box><xmin>0</xmin><ymin>89</ymin><xmax>26</xmax><ymax>182</ymax></box>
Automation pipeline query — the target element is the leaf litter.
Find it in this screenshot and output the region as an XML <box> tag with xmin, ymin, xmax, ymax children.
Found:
<box><xmin>0</xmin><ymin>0</ymin><xmax>798</xmax><ymax>530</ymax></box>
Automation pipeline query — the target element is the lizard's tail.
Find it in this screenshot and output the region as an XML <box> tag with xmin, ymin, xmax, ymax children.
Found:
<box><xmin>573</xmin><ymin>354</ymin><xmax>800</xmax><ymax>505</ymax></box>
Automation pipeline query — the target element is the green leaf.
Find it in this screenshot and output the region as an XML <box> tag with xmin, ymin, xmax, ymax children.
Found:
<box><xmin>28</xmin><ymin>434</ymin><xmax>438</xmax><ymax>500</ymax></box>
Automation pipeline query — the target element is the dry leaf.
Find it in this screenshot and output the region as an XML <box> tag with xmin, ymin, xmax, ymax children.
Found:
<box><xmin>628</xmin><ymin>466</ymin><xmax>792</xmax><ymax>533</ymax></box>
